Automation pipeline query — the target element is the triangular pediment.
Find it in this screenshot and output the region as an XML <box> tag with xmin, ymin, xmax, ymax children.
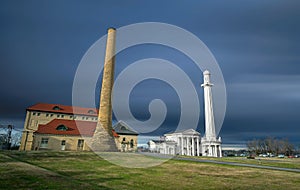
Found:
<box><xmin>181</xmin><ymin>129</ymin><xmax>200</xmax><ymax>135</ymax></box>
<box><xmin>113</xmin><ymin>121</ymin><xmax>139</xmax><ymax>135</ymax></box>
<box><xmin>166</xmin><ymin>129</ymin><xmax>200</xmax><ymax>136</ymax></box>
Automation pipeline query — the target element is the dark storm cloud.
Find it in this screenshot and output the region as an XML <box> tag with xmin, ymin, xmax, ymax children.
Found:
<box><xmin>0</xmin><ymin>1</ymin><xmax>299</xmax><ymax>145</ymax></box>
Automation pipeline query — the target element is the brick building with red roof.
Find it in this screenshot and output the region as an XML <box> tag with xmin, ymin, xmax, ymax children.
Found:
<box><xmin>19</xmin><ymin>103</ymin><xmax>138</xmax><ymax>151</ymax></box>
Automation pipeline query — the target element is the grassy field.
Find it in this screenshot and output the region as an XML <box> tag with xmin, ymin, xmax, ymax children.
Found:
<box><xmin>0</xmin><ymin>151</ymin><xmax>299</xmax><ymax>190</ymax></box>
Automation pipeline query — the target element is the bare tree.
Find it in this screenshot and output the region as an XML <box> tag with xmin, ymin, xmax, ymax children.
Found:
<box><xmin>247</xmin><ymin>137</ymin><xmax>295</xmax><ymax>156</ymax></box>
<box><xmin>0</xmin><ymin>134</ymin><xmax>8</xmax><ymax>149</ymax></box>
<box><xmin>247</xmin><ymin>139</ymin><xmax>260</xmax><ymax>155</ymax></box>
<box><xmin>0</xmin><ymin>130</ymin><xmax>22</xmax><ymax>150</ymax></box>
<box><xmin>282</xmin><ymin>138</ymin><xmax>294</xmax><ymax>156</ymax></box>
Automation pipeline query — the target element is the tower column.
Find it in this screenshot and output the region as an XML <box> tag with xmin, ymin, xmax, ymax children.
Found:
<box><xmin>90</xmin><ymin>28</ymin><xmax>118</xmax><ymax>152</ymax></box>
<box><xmin>201</xmin><ymin>70</ymin><xmax>216</xmax><ymax>141</ymax></box>
<box><xmin>201</xmin><ymin>70</ymin><xmax>222</xmax><ymax>157</ymax></box>
<box><xmin>98</xmin><ymin>28</ymin><xmax>116</xmax><ymax>134</ymax></box>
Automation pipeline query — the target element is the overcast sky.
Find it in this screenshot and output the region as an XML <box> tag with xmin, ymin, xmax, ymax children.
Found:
<box><xmin>0</xmin><ymin>1</ymin><xmax>299</xmax><ymax>146</ymax></box>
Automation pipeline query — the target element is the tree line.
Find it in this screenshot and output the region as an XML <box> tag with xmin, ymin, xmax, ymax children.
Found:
<box><xmin>247</xmin><ymin>137</ymin><xmax>297</xmax><ymax>156</ymax></box>
<box><xmin>0</xmin><ymin>130</ymin><xmax>21</xmax><ymax>150</ymax></box>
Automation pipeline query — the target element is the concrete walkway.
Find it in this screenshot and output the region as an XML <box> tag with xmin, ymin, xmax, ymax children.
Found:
<box><xmin>140</xmin><ymin>152</ymin><xmax>300</xmax><ymax>173</ymax></box>
<box><xmin>175</xmin><ymin>157</ymin><xmax>300</xmax><ymax>173</ymax></box>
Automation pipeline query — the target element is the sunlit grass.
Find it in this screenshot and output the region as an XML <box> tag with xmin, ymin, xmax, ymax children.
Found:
<box><xmin>0</xmin><ymin>151</ymin><xmax>299</xmax><ymax>190</ymax></box>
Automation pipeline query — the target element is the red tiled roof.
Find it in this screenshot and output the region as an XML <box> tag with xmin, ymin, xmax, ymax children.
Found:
<box><xmin>35</xmin><ymin>119</ymin><xmax>97</xmax><ymax>136</ymax></box>
<box><xmin>112</xmin><ymin>129</ymin><xmax>119</xmax><ymax>137</ymax></box>
<box><xmin>27</xmin><ymin>103</ymin><xmax>98</xmax><ymax>116</ymax></box>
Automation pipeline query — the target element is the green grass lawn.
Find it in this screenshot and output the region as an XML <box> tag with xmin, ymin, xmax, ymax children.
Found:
<box><xmin>1</xmin><ymin>151</ymin><xmax>299</xmax><ymax>190</ymax></box>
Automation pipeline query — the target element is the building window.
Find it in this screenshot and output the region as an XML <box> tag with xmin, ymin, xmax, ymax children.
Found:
<box><xmin>77</xmin><ymin>139</ymin><xmax>84</xmax><ymax>151</ymax></box>
<box><xmin>50</xmin><ymin>114</ymin><xmax>53</xmax><ymax>117</ymax></box>
<box><xmin>61</xmin><ymin>140</ymin><xmax>66</xmax><ymax>146</ymax></box>
<box><xmin>85</xmin><ymin>117</ymin><xmax>89</xmax><ymax>120</ymax></box>
<box><xmin>56</xmin><ymin>125</ymin><xmax>68</xmax><ymax>131</ymax></box>
<box><xmin>57</xmin><ymin>114</ymin><xmax>60</xmax><ymax>118</ymax></box>
<box><xmin>53</xmin><ymin>106</ymin><xmax>61</xmax><ymax>110</ymax></box>
<box><xmin>46</xmin><ymin>113</ymin><xmax>49</xmax><ymax>117</ymax></box>
<box><xmin>61</xmin><ymin>115</ymin><xmax>64</xmax><ymax>118</ymax></box>
<box><xmin>70</xmin><ymin>115</ymin><xmax>73</xmax><ymax>119</ymax></box>
<box><xmin>74</xmin><ymin>116</ymin><xmax>77</xmax><ymax>119</ymax></box>
<box><xmin>33</xmin><ymin>112</ymin><xmax>36</xmax><ymax>116</ymax></box>
<box><xmin>37</xmin><ymin>113</ymin><xmax>41</xmax><ymax>116</ymax></box>
<box><xmin>88</xmin><ymin>110</ymin><xmax>96</xmax><ymax>114</ymax></box>
<box><xmin>40</xmin><ymin>138</ymin><xmax>49</xmax><ymax>148</ymax></box>
<box><xmin>121</xmin><ymin>126</ymin><xmax>126</xmax><ymax>131</ymax></box>
<box><xmin>130</xmin><ymin>139</ymin><xmax>134</xmax><ymax>148</ymax></box>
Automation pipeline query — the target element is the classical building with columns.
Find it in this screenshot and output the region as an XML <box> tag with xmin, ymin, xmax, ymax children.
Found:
<box><xmin>148</xmin><ymin>129</ymin><xmax>201</xmax><ymax>156</ymax></box>
<box><xmin>166</xmin><ymin>129</ymin><xmax>201</xmax><ymax>156</ymax></box>
<box><xmin>148</xmin><ymin>70</ymin><xmax>222</xmax><ymax>157</ymax></box>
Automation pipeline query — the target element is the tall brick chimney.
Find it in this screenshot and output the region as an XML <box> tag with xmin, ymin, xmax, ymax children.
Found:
<box><xmin>98</xmin><ymin>27</ymin><xmax>116</xmax><ymax>134</ymax></box>
<box><xmin>90</xmin><ymin>28</ymin><xmax>117</xmax><ymax>151</ymax></box>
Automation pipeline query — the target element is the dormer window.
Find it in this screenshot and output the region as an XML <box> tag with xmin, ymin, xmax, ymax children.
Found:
<box><xmin>121</xmin><ymin>126</ymin><xmax>126</xmax><ymax>131</ymax></box>
<box><xmin>88</xmin><ymin>110</ymin><xmax>96</xmax><ymax>114</ymax></box>
<box><xmin>53</xmin><ymin>106</ymin><xmax>62</xmax><ymax>110</ymax></box>
<box><xmin>56</xmin><ymin>125</ymin><xmax>68</xmax><ymax>131</ymax></box>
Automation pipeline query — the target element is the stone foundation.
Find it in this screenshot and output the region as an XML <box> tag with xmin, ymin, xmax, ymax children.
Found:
<box><xmin>89</xmin><ymin>123</ymin><xmax>118</xmax><ymax>152</ymax></box>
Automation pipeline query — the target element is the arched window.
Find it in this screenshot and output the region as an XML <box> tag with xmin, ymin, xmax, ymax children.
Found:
<box><xmin>88</xmin><ymin>110</ymin><xmax>96</xmax><ymax>114</ymax></box>
<box><xmin>130</xmin><ymin>139</ymin><xmax>134</xmax><ymax>148</ymax></box>
<box><xmin>53</xmin><ymin>106</ymin><xmax>61</xmax><ymax>110</ymax></box>
<box><xmin>121</xmin><ymin>126</ymin><xmax>126</xmax><ymax>131</ymax></box>
<box><xmin>56</xmin><ymin>125</ymin><xmax>68</xmax><ymax>131</ymax></box>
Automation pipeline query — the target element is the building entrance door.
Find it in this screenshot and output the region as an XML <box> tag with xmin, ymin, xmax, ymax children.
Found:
<box><xmin>61</xmin><ymin>140</ymin><xmax>66</xmax><ymax>151</ymax></box>
<box><xmin>77</xmin><ymin>139</ymin><xmax>84</xmax><ymax>151</ymax></box>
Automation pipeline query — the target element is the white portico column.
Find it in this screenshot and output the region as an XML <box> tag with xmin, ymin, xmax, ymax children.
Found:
<box><xmin>186</xmin><ymin>137</ymin><xmax>189</xmax><ymax>156</ymax></box>
<box><xmin>192</xmin><ymin>137</ymin><xmax>195</xmax><ymax>156</ymax></box>
<box><xmin>208</xmin><ymin>145</ymin><xmax>211</xmax><ymax>156</ymax></box>
<box><xmin>214</xmin><ymin>145</ymin><xmax>218</xmax><ymax>157</ymax></box>
<box><xmin>196</xmin><ymin>138</ymin><xmax>200</xmax><ymax>156</ymax></box>
<box><xmin>219</xmin><ymin>145</ymin><xmax>222</xmax><ymax>157</ymax></box>
<box><xmin>181</xmin><ymin>137</ymin><xmax>184</xmax><ymax>155</ymax></box>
